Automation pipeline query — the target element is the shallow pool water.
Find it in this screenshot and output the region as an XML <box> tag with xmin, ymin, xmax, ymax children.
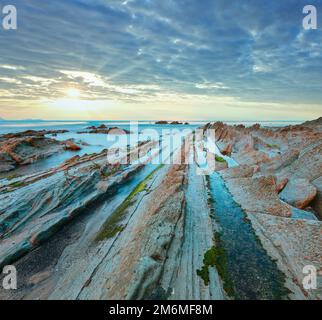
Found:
<box><xmin>208</xmin><ymin>173</ymin><xmax>289</xmax><ymax>300</ymax></box>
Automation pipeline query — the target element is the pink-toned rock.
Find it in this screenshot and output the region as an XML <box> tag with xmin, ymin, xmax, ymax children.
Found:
<box><xmin>29</xmin><ymin>234</ymin><xmax>39</xmax><ymax>246</ymax></box>
<box><xmin>215</xmin><ymin>159</ymin><xmax>228</xmax><ymax>171</ymax></box>
<box><xmin>221</xmin><ymin>144</ymin><xmax>233</xmax><ymax>156</ymax></box>
<box><xmin>0</xmin><ymin>135</ymin><xmax>64</xmax><ymax>172</ymax></box>
<box><xmin>65</xmin><ymin>140</ymin><xmax>81</xmax><ymax>151</ymax></box>
<box><xmin>220</xmin><ymin>165</ymin><xmax>255</xmax><ymax>179</ymax></box>
<box><xmin>1</xmin><ymin>129</ymin><xmax>68</xmax><ymax>139</ymax></box>
<box><xmin>224</xmin><ymin>175</ymin><xmax>292</xmax><ymax>217</ymax></box>
<box><xmin>301</xmin><ymin>117</ymin><xmax>322</xmax><ymax>132</ymax></box>
<box><xmin>280</xmin><ymin>178</ymin><xmax>317</xmax><ymax>209</ymax></box>
<box><xmin>275</xmin><ymin>177</ymin><xmax>288</xmax><ymax>193</ymax></box>
<box><xmin>77</xmin><ymin>126</ymin><xmax>131</xmax><ymax>134</ymax></box>
<box><xmin>310</xmin><ymin>176</ymin><xmax>322</xmax><ymax>219</ymax></box>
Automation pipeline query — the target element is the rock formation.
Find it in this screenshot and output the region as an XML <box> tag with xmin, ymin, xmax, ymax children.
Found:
<box><xmin>0</xmin><ymin>134</ymin><xmax>65</xmax><ymax>173</ymax></box>
<box><xmin>78</xmin><ymin>125</ymin><xmax>130</xmax><ymax>134</ymax></box>
<box><xmin>0</xmin><ymin>118</ymin><xmax>321</xmax><ymax>300</ymax></box>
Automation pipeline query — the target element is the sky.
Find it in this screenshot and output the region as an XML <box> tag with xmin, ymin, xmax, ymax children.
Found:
<box><xmin>0</xmin><ymin>0</ymin><xmax>322</xmax><ymax>121</ymax></box>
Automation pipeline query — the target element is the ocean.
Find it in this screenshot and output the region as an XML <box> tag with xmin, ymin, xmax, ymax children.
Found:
<box><xmin>0</xmin><ymin>119</ymin><xmax>304</xmax><ymax>135</ymax></box>
<box><xmin>0</xmin><ymin>120</ymin><xmax>303</xmax><ymax>179</ymax></box>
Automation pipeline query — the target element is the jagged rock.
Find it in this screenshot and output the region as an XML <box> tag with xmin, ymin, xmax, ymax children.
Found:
<box><xmin>221</xmin><ymin>144</ymin><xmax>233</xmax><ymax>156</ymax></box>
<box><xmin>155</xmin><ymin>121</ymin><xmax>184</xmax><ymax>125</ymax></box>
<box><xmin>0</xmin><ymin>152</ymin><xmax>15</xmax><ymax>172</ymax></box>
<box><xmin>108</xmin><ymin>127</ymin><xmax>131</xmax><ymax>135</ymax></box>
<box><xmin>275</xmin><ymin>177</ymin><xmax>288</xmax><ymax>193</ymax></box>
<box><xmin>251</xmin><ymin>123</ymin><xmax>261</xmax><ymax>130</ymax></box>
<box><xmin>1</xmin><ymin>129</ymin><xmax>68</xmax><ymax>139</ymax></box>
<box><xmin>1</xmin><ymin>118</ymin><xmax>321</xmax><ymax>301</ymax></box>
<box><xmin>0</xmin><ymin>136</ymin><xmax>65</xmax><ymax>173</ymax></box>
<box><xmin>77</xmin><ymin>126</ymin><xmax>130</xmax><ymax>134</ymax></box>
<box><xmin>312</xmin><ymin>176</ymin><xmax>322</xmax><ymax>219</ymax></box>
<box><xmin>278</xmin><ymin>143</ymin><xmax>322</xmax><ymax>183</ymax></box>
<box><xmin>280</xmin><ymin>179</ymin><xmax>317</xmax><ymax>209</ymax></box>
<box><xmin>259</xmin><ymin>149</ymin><xmax>300</xmax><ymax>175</ymax></box>
<box><xmin>0</xmin><ymin>141</ymin><xmax>156</xmax><ymax>269</ymax></box>
<box><xmin>249</xmin><ymin>213</ymin><xmax>322</xmax><ymax>300</ymax></box>
<box><xmin>220</xmin><ymin>165</ymin><xmax>256</xmax><ymax>179</ymax></box>
<box><xmin>215</xmin><ymin>159</ymin><xmax>228</xmax><ymax>171</ymax></box>
<box><xmin>155</xmin><ymin>121</ymin><xmax>169</xmax><ymax>124</ymax></box>
<box><xmin>65</xmin><ymin>140</ymin><xmax>81</xmax><ymax>151</ymax></box>
<box><xmin>224</xmin><ymin>176</ymin><xmax>291</xmax><ymax>217</ymax></box>
<box><xmin>207</xmin><ymin>119</ymin><xmax>322</xmax><ymax>170</ymax></box>
<box><xmin>301</xmin><ymin>117</ymin><xmax>322</xmax><ymax>132</ymax></box>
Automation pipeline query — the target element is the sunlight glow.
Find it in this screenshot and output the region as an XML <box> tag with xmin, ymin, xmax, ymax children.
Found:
<box><xmin>66</xmin><ymin>88</ymin><xmax>81</xmax><ymax>99</ymax></box>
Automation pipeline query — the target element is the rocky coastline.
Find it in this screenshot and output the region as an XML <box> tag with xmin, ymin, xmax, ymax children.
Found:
<box><xmin>0</xmin><ymin>119</ymin><xmax>321</xmax><ymax>300</ymax></box>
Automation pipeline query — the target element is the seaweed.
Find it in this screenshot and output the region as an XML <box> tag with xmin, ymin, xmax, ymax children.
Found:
<box><xmin>267</xmin><ymin>144</ymin><xmax>280</xmax><ymax>149</ymax></box>
<box><xmin>212</xmin><ymin>233</ymin><xmax>235</xmax><ymax>298</ymax></box>
<box><xmin>197</xmin><ymin>233</ymin><xmax>235</xmax><ymax>298</ymax></box>
<box><xmin>196</xmin><ymin>246</ymin><xmax>216</xmax><ymax>286</ymax></box>
<box><xmin>8</xmin><ymin>181</ymin><xmax>26</xmax><ymax>189</ymax></box>
<box><xmin>215</xmin><ymin>155</ymin><xmax>226</xmax><ymax>163</ymax></box>
<box><xmin>95</xmin><ymin>164</ymin><xmax>164</xmax><ymax>241</ymax></box>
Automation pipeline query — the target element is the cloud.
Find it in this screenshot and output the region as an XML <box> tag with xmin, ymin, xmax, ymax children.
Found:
<box><xmin>195</xmin><ymin>82</ymin><xmax>230</xmax><ymax>90</ymax></box>
<box><xmin>0</xmin><ymin>0</ymin><xmax>321</xmax><ymax>120</ymax></box>
<box><xmin>0</xmin><ymin>64</ymin><xmax>25</xmax><ymax>70</ymax></box>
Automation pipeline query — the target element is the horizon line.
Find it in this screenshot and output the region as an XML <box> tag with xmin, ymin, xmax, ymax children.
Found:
<box><xmin>0</xmin><ymin>118</ymin><xmax>310</xmax><ymax>123</ymax></box>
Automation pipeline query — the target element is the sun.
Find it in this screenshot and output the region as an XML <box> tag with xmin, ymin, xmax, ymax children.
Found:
<box><xmin>66</xmin><ymin>88</ymin><xmax>81</xmax><ymax>99</ymax></box>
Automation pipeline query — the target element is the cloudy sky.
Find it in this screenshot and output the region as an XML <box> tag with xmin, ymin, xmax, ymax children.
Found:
<box><xmin>0</xmin><ymin>0</ymin><xmax>321</xmax><ymax>120</ymax></box>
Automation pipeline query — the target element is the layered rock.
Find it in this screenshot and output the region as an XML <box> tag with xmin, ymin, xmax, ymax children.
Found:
<box><xmin>208</xmin><ymin>121</ymin><xmax>322</xmax><ymax>167</ymax></box>
<box><xmin>280</xmin><ymin>179</ymin><xmax>317</xmax><ymax>209</ymax></box>
<box><xmin>0</xmin><ymin>129</ymin><xmax>68</xmax><ymax>140</ymax></box>
<box><xmin>0</xmin><ymin>135</ymin><xmax>65</xmax><ymax>173</ymax></box>
<box><xmin>78</xmin><ymin>125</ymin><xmax>130</xmax><ymax>134</ymax></box>
<box><xmin>0</xmin><ymin>137</ymin><xmax>227</xmax><ymax>300</ymax></box>
<box><xmin>0</xmin><ymin>118</ymin><xmax>321</xmax><ymax>300</ymax></box>
<box><xmin>207</xmin><ymin>119</ymin><xmax>322</xmax><ymax>215</ymax></box>
<box><xmin>312</xmin><ymin>176</ymin><xmax>322</xmax><ymax>219</ymax></box>
<box><xmin>65</xmin><ymin>139</ymin><xmax>82</xmax><ymax>151</ymax></box>
<box><xmin>249</xmin><ymin>213</ymin><xmax>322</xmax><ymax>300</ymax></box>
<box><xmin>300</xmin><ymin>117</ymin><xmax>322</xmax><ymax>132</ymax></box>
<box><xmin>224</xmin><ymin>175</ymin><xmax>291</xmax><ymax>217</ymax></box>
<box><xmin>155</xmin><ymin>121</ymin><xmax>188</xmax><ymax>125</ymax></box>
<box><xmin>0</xmin><ymin>140</ymin><xmax>156</xmax><ymax>269</ymax></box>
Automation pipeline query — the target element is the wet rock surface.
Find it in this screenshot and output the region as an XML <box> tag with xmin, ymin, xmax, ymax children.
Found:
<box><xmin>0</xmin><ymin>118</ymin><xmax>321</xmax><ymax>300</ymax></box>
<box><xmin>77</xmin><ymin>125</ymin><xmax>130</xmax><ymax>134</ymax></box>
<box><xmin>312</xmin><ymin>176</ymin><xmax>322</xmax><ymax>219</ymax></box>
<box><xmin>0</xmin><ymin>141</ymin><xmax>156</xmax><ymax>268</ymax></box>
<box><xmin>249</xmin><ymin>213</ymin><xmax>322</xmax><ymax>300</ymax></box>
<box><xmin>208</xmin><ymin>173</ymin><xmax>290</xmax><ymax>299</ymax></box>
<box><xmin>0</xmin><ymin>130</ymin><xmax>69</xmax><ymax>140</ymax></box>
<box><xmin>0</xmin><ymin>134</ymin><xmax>66</xmax><ymax>173</ymax></box>
<box><xmin>208</xmin><ymin>120</ymin><xmax>322</xmax><ymax>216</ymax></box>
<box><xmin>65</xmin><ymin>139</ymin><xmax>82</xmax><ymax>151</ymax></box>
<box><xmin>280</xmin><ymin>179</ymin><xmax>317</xmax><ymax>209</ymax></box>
<box><xmin>155</xmin><ymin>121</ymin><xmax>189</xmax><ymax>125</ymax></box>
<box><xmin>204</xmin><ymin>119</ymin><xmax>322</xmax><ymax>299</ymax></box>
<box><xmin>225</xmin><ymin>176</ymin><xmax>292</xmax><ymax>217</ymax></box>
